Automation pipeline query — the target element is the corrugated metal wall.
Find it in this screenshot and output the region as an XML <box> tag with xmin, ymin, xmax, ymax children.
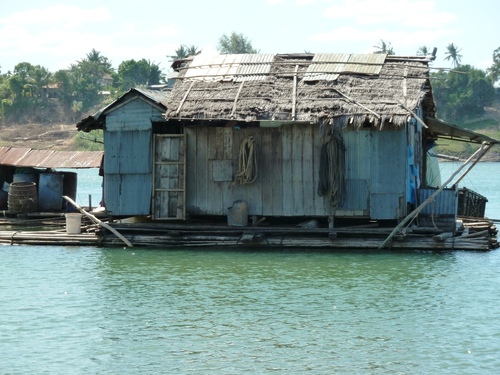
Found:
<box><xmin>104</xmin><ymin>98</ymin><xmax>158</xmax><ymax>216</ymax></box>
<box><xmin>185</xmin><ymin>124</ymin><xmax>408</xmax><ymax>220</ymax></box>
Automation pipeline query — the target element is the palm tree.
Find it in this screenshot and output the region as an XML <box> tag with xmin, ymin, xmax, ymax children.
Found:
<box><xmin>373</xmin><ymin>40</ymin><xmax>395</xmax><ymax>55</ymax></box>
<box><xmin>417</xmin><ymin>46</ymin><xmax>429</xmax><ymax>56</ymax></box>
<box><xmin>28</xmin><ymin>65</ymin><xmax>52</xmax><ymax>97</ymax></box>
<box><xmin>80</xmin><ymin>49</ymin><xmax>113</xmax><ymax>71</ymax></box>
<box><xmin>168</xmin><ymin>45</ymin><xmax>201</xmax><ymax>61</ymax></box>
<box><xmin>444</xmin><ymin>43</ymin><xmax>462</xmax><ymax>68</ymax></box>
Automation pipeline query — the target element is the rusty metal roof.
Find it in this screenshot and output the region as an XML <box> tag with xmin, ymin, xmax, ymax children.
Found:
<box><xmin>0</xmin><ymin>147</ymin><xmax>103</xmax><ymax>168</ymax></box>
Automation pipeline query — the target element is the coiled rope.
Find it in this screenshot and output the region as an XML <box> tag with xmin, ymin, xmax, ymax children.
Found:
<box><xmin>317</xmin><ymin>130</ymin><xmax>346</xmax><ymax>208</ymax></box>
<box><xmin>235</xmin><ymin>136</ymin><xmax>258</xmax><ymax>184</ymax></box>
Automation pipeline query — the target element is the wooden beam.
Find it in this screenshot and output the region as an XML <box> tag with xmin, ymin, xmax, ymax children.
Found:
<box><xmin>63</xmin><ymin>195</ymin><xmax>133</xmax><ymax>248</ymax></box>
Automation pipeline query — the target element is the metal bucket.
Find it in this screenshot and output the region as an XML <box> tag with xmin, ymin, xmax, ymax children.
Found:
<box><xmin>8</xmin><ymin>181</ymin><xmax>38</xmax><ymax>213</ymax></box>
<box><xmin>38</xmin><ymin>173</ymin><xmax>64</xmax><ymax>211</ymax></box>
<box><xmin>227</xmin><ymin>200</ymin><xmax>248</xmax><ymax>226</ymax></box>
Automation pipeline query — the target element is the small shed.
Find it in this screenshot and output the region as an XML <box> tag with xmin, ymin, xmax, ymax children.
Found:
<box><xmin>77</xmin><ymin>87</ymin><xmax>171</xmax><ymax>216</ymax></box>
<box><xmin>78</xmin><ymin>54</ymin><xmax>497</xmax><ymax>227</ymax></box>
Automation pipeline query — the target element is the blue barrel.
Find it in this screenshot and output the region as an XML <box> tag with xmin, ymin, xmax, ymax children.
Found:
<box><xmin>38</xmin><ymin>173</ymin><xmax>64</xmax><ymax>211</ymax></box>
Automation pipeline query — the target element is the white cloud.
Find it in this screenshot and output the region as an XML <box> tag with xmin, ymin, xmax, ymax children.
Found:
<box><xmin>322</xmin><ymin>0</ymin><xmax>455</xmax><ymax>29</ymax></box>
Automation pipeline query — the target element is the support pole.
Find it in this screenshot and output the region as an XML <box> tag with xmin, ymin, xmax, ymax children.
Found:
<box><xmin>63</xmin><ymin>195</ymin><xmax>133</xmax><ymax>248</ymax></box>
<box><xmin>378</xmin><ymin>142</ymin><xmax>492</xmax><ymax>249</ymax></box>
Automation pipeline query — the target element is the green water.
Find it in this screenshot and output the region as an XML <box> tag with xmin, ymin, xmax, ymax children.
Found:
<box><xmin>1</xmin><ymin>247</ymin><xmax>499</xmax><ymax>374</ymax></box>
<box><xmin>1</xmin><ymin>164</ymin><xmax>500</xmax><ymax>374</ymax></box>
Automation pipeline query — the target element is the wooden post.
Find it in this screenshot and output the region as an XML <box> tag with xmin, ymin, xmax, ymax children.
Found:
<box><xmin>63</xmin><ymin>195</ymin><xmax>133</xmax><ymax>248</ymax></box>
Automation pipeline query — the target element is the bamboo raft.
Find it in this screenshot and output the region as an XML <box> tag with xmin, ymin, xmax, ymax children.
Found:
<box><xmin>1</xmin><ymin>217</ymin><xmax>496</xmax><ymax>251</ymax></box>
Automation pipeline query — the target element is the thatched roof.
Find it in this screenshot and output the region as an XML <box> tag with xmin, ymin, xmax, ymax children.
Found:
<box><xmin>165</xmin><ymin>53</ymin><xmax>436</xmax><ymax>129</ymax></box>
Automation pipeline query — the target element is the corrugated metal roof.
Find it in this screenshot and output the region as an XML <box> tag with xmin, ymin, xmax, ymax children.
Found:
<box><xmin>234</xmin><ymin>54</ymin><xmax>274</xmax><ymax>82</ymax></box>
<box><xmin>345</xmin><ymin>53</ymin><xmax>386</xmax><ymax>75</ymax></box>
<box><xmin>304</xmin><ymin>53</ymin><xmax>350</xmax><ymax>81</ymax></box>
<box><xmin>304</xmin><ymin>53</ymin><xmax>385</xmax><ymax>81</ymax></box>
<box><xmin>0</xmin><ymin>147</ymin><xmax>103</xmax><ymax>168</ymax></box>
<box><xmin>184</xmin><ymin>54</ymin><xmax>273</xmax><ymax>82</ymax></box>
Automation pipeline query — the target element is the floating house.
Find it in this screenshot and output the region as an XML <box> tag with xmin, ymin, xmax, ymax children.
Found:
<box><xmin>73</xmin><ymin>53</ymin><xmax>498</xmax><ymax>250</ymax></box>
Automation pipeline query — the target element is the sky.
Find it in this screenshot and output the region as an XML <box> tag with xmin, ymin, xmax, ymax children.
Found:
<box><xmin>1</xmin><ymin>0</ymin><xmax>499</xmax><ymax>75</ymax></box>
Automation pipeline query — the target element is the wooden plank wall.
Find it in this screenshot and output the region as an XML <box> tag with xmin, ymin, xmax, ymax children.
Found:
<box><xmin>185</xmin><ymin>124</ymin><xmax>333</xmax><ymax>217</ymax></box>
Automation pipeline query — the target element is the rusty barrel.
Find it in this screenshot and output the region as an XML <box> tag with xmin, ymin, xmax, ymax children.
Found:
<box><xmin>8</xmin><ymin>181</ymin><xmax>38</xmax><ymax>213</ymax></box>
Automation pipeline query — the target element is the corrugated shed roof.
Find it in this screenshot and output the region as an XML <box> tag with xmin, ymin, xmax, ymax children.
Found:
<box><xmin>0</xmin><ymin>147</ymin><xmax>104</xmax><ymax>168</ymax></box>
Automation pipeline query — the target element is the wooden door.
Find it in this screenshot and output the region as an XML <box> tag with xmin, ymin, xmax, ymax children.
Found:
<box><xmin>153</xmin><ymin>134</ymin><xmax>186</xmax><ymax>220</ymax></box>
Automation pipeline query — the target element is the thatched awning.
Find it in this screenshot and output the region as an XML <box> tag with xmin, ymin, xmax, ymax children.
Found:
<box><xmin>165</xmin><ymin>53</ymin><xmax>435</xmax><ymax>129</ymax></box>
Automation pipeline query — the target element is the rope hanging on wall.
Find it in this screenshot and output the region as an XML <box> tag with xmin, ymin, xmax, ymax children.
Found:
<box><xmin>317</xmin><ymin>130</ymin><xmax>346</xmax><ymax>208</ymax></box>
<box><xmin>235</xmin><ymin>136</ymin><xmax>258</xmax><ymax>184</ymax></box>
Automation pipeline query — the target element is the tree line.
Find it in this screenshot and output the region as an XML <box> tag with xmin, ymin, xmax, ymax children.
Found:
<box><xmin>0</xmin><ymin>32</ymin><xmax>499</xmax><ymax>127</ymax></box>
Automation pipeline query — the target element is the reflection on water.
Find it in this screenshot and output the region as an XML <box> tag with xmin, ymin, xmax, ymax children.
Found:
<box><xmin>1</xmin><ymin>246</ymin><xmax>499</xmax><ymax>374</ymax></box>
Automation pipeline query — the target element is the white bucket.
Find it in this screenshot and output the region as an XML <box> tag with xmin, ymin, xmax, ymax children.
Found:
<box><xmin>65</xmin><ymin>213</ymin><xmax>82</xmax><ymax>234</ymax></box>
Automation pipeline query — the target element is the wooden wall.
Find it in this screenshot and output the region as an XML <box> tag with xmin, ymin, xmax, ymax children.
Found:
<box><xmin>184</xmin><ymin>123</ymin><xmax>408</xmax><ymax>219</ymax></box>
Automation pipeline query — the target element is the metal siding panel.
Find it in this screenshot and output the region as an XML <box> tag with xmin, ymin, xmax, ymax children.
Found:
<box><xmin>281</xmin><ymin>125</ymin><xmax>294</xmax><ymax>215</ymax></box>
<box><xmin>103</xmin><ymin>126</ymin><xmax>152</xmax><ymax>215</ymax></box>
<box><xmin>418</xmin><ymin>187</ymin><xmax>458</xmax><ymax>216</ymax></box>
<box><xmin>106</xmin><ymin>99</ymin><xmax>159</xmax><ymax>132</ymax></box>
<box><xmin>341</xmin><ymin>179</ymin><xmax>369</xmax><ymax>211</ymax></box>
<box><xmin>370</xmin><ymin>130</ymin><xmax>406</xmax><ymax>219</ymax></box>
<box><xmin>105</xmin><ymin>173</ymin><xmax>151</xmax><ymax>216</ymax></box>
<box><xmin>105</xmin><ymin>130</ymin><xmax>151</xmax><ymax>174</ymax></box>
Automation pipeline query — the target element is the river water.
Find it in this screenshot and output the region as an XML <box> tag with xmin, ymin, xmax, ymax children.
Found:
<box><xmin>1</xmin><ymin>163</ymin><xmax>500</xmax><ymax>374</ymax></box>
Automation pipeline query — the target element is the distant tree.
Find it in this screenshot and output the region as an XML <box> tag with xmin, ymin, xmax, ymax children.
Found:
<box><xmin>117</xmin><ymin>59</ymin><xmax>164</xmax><ymax>91</ymax></box>
<box><xmin>168</xmin><ymin>45</ymin><xmax>202</xmax><ymax>60</ymax></box>
<box><xmin>373</xmin><ymin>40</ymin><xmax>395</xmax><ymax>55</ymax></box>
<box><xmin>431</xmin><ymin>65</ymin><xmax>495</xmax><ymax>122</ymax></box>
<box><xmin>7</xmin><ymin>62</ymin><xmax>52</xmax><ymax>98</ymax></box>
<box><xmin>217</xmin><ymin>32</ymin><xmax>258</xmax><ymax>54</ymax></box>
<box><xmin>444</xmin><ymin>43</ymin><xmax>462</xmax><ymax>68</ymax></box>
<box><xmin>487</xmin><ymin>46</ymin><xmax>500</xmax><ymax>83</ymax></box>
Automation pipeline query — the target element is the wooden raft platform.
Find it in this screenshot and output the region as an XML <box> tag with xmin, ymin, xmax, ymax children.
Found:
<box><xmin>95</xmin><ymin>221</ymin><xmax>497</xmax><ymax>250</ymax></box>
<box><xmin>0</xmin><ymin>218</ymin><xmax>497</xmax><ymax>250</ymax></box>
<box><xmin>0</xmin><ymin>229</ymin><xmax>99</xmax><ymax>246</ymax></box>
